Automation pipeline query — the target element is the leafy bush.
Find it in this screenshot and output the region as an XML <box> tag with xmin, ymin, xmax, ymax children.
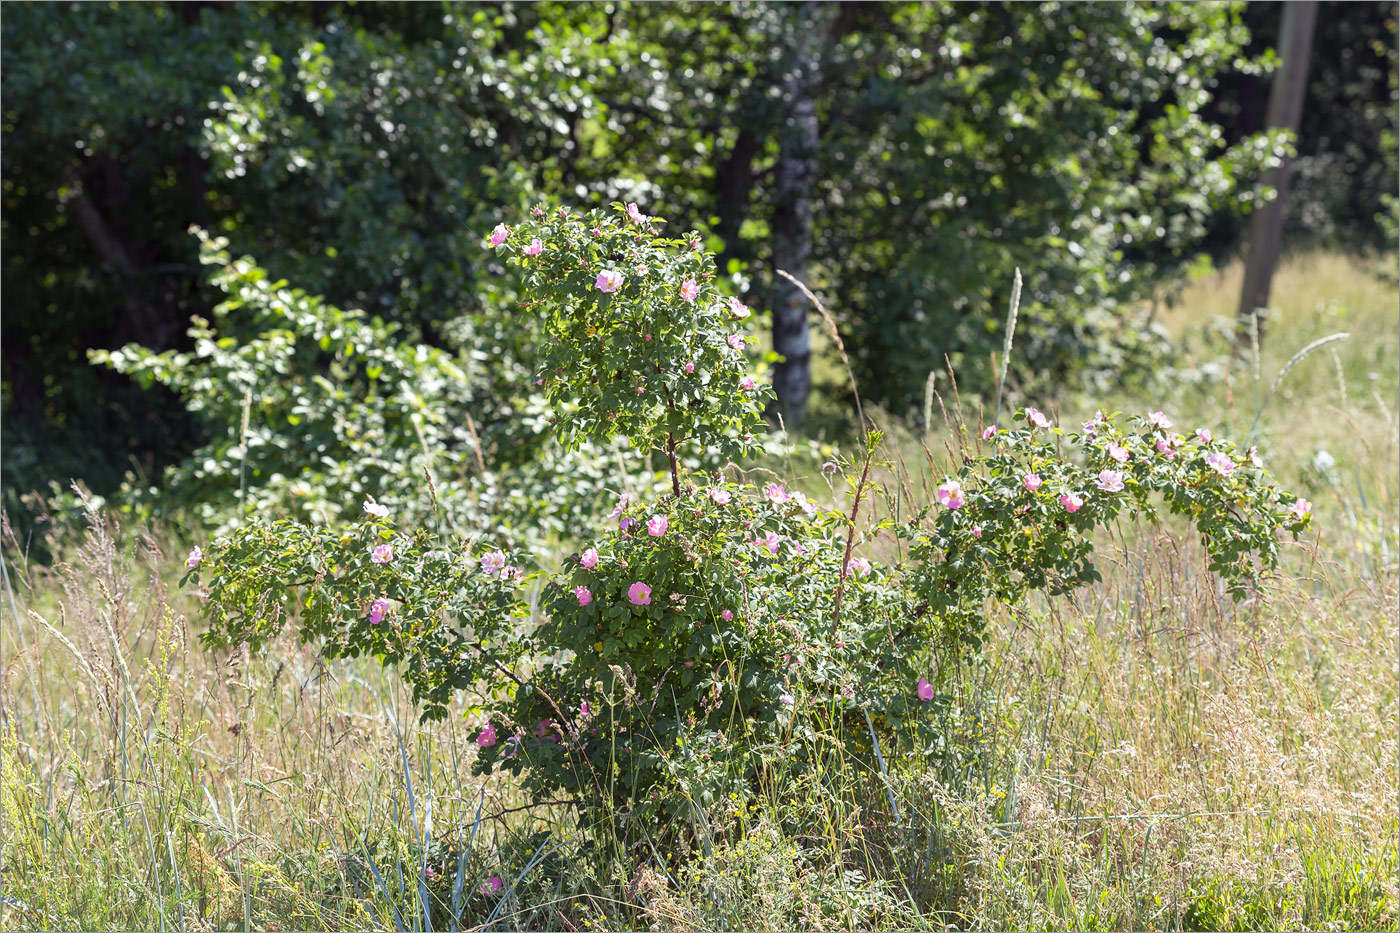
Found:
<box><xmin>199</xmin><ymin>507</ymin><xmax>526</xmax><ymax>722</ymax></box>
<box><xmin>494</xmin><ymin>204</ymin><xmax>768</xmax><ymax>489</ymax></box>
<box><xmin>476</xmin><ymin>472</ymin><xmax>917</xmax><ymax>838</ymax></box>
<box><xmin>92</xmin><ymin>230</ymin><xmax>488</xmax><ymax>533</ymax></box>
<box><xmin>905</xmin><ymin>408</ymin><xmax>1305</xmax><ymax>652</ymax></box>
<box><xmin>193</xmin><ymin>205</ymin><xmax>1311</xmax><ymax>853</ymax></box>
<box><xmin>92</xmin><ymin>229</ymin><xmax>638</xmax><ymax>544</ymax></box>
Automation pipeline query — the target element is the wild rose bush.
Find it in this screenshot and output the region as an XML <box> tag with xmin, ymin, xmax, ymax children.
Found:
<box><xmin>473</xmin><ymin>478</ymin><xmax>920</xmax><ymax>836</ymax></box>
<box><xmin>492</xmin><ymin>203</ymin><xmax>769</xmax><ymax>489</ymax></box>
<box><xmin>904</xmin><ymin>408</ymin><xmax>1313</xmax><ymax>653</ymax></box>
<box><xmin>192</xmin><ymin>202</ymin><xmax>1311</xmax><ymax>849</ymax></box>
<box><xmin>197</xmin><ymin>505</ymin><xmax>527</xmax><ymax>721</ymax></box>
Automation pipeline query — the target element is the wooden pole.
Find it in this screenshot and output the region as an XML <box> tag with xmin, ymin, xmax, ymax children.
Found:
<box><xmin>1236</xmin><ymin>0</ymin><xmax>1319</xmax><ymax>349</ymax></box>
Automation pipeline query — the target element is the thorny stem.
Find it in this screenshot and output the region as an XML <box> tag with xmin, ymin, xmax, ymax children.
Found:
<box><xmin>660</xmin><ymin>379</ymin><xmax>682</xmax><ymax>498</ymax></box>
<box><xmin>463</xmin><ymin>638</ymin><xmax>610</xmax><ymax>802</ymax></box>
<box><xmin>832</xmin><ymin>439</ymin><xmax>876</xmax><ymax>638</ymax></box>
<box><xmin>666</xmin><ymin>433</ymin><xmax>681</xmax><ymax>498</ymax></box>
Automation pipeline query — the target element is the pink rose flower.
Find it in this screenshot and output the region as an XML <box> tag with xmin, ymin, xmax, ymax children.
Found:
<box><xmin>488</xmin><ymin>223</ymin><xmax>508</xmax><ymax>247</ymax></box>
<box><xmin>619</xmin><ymin>516</ymin><xmax>638</xmax><ymax>533</ymax></box>
<box><xmin>580</xmin><ymin>700</ymin><xmax>592</xmax><ymax>718</ymax></box>
<box><xmin>740</xmin><ymin>375</ymin><xmax>756</xmax><ymax>391</ymax></box>
<box><xmin>684</xmin><ymin>362</ymin><xmax>695</xmax><ymax>373</ymax></box>
<box><xmin>185</xmin><ymin>546</ymin><xmax>202</xmax><ymax>570</ymax></box>
<box><xmin>846</xmin><ymin>557</ymin><xmax>872</xmax><ymax>577</ymax></box>
<box><xmin>709</xmin><ymin>488</ymin><xmax>731</xmax><ymax>505</ymax></box>
<box><xmin>1196</xmin><ymin>428</ymin><xmax>1213</xmax><ymax>444</ymax></box>
<box><xmin>779</xmin><ymin>693</ymin><xmax>795</xmax><ymax>706</ymax></box>
<box><xmin>646</xmin><ymin>514</ymin><xmax>669</xmax><ymax>537</ymax></box>
<box><xmin>523</xmin><ymin>238</ymin><xmax>543</xmax><ymax>256</ymax></box>
<box><xmin>363</xmin><ymin>500</ymin><xmax>390</xmax><ymax>519</ymax></box>
<box><xmin>574</xmin><ymin>585</ymin><xmax>592</xmax><ymax>606</ymax></box>
<box><xmin>476</xmin><ymin>723</ymin><xmax>497</xmax><ymax>747</ymax></box>
<box><xmin>1096</xmin><ymin>470</ymin><xmax>1125</xmax><ymax>492</ymax></box>
<box><xmin>1061</xmin><ymin>491</ymin><xmax>1084</xmax><ymax>512</ymax></box>
<box><xmin>791</xmin><ymin>491</ymin><xmax>817</xmax><ymax>516</ymax></box>
<box><xmin>594</xmin><ymin>269</ymin><xmax>623</xmax><ymax>293</ymax></box>
<box><xmin>1155</xmin><ymin>435</ymin><xmax>1177</xmax><ymax>458</ymax></box>
<box><xmin>1024</xmin><ymin>473</ymin><xmax>1042</xmax><ymax>492</ymax></box>
<box><xmin>728</xmin><ymin>297</ymin><xmax>751</xmax><ymax>319</ymax></box>
<box><xmin>721</xmin><ymin>609</ymin><xmax>734</xmax><ymax>621</ymax></box>
<box><xmin>680</xmin><ymin>279</ymin><xmax>699</xmax><ymax>302</ymax></box>
<box><xmin>764</xmin><ymin>482</ymin><xmax>789</xmax><ymax>504</ymax></box>
<box><xmin>580</xmin><ymin>547</ymin><xmax>599</xmax><ymax>569</ymax></box>
<box><xmin>1289</xmin><ymin>498</ymin><xmax>1312</xmax><ymax>520</ymax></box>
<box><xmin>1205</xmin><ymin>452</ymin><xmax>1235</xmax><ymax>476</ymax></box>
<box><xmin>757</xmin><ymin>531</ymin><xmax>782</xmax><ymax>555</ymax></box>
<box><xmin>1108</xmin><ymin>444</ymin><xmax>1129</xmax><ymax>463</ymax></box>
<box><xmin>936</xmin><ymin>480</ymin><xmax>964</xmax><ymax>510</ymax></box>
<box><xmin>727</xmin><ymin>334</ymin><xmax>744</xmax><ymax>351</ymax></box>
<box><xmin>483</xmin><ymin>876</ymin><xmax>503</xmax><ymax>893</ymax></box>
<box><xmin>628</xmin><ymin>581</ymin><xmax>652</xmax><ymax>606</ymax></box>
<box><xmin>972</xmin><ymin>525</ymin><xmax>983</xmax><ymax>537</ymax></box>
<box><xmin>1025</xmin><ymin>407</ymin><xmax>1052</xmax><ymax>429</ymax></box>
<box><xmin>626</xmin><ymin>202</ymin><xmax>646</xmax><ymax>224</ymax></box>
<box><xmin>1149</xmin><ymin>411</ymin><xmax>1173</xmax><ymax>430</ymax></box>
<box><xmin>916</xmin><ymin>677</ymin><xmax>934</xmax><ymax>701</ymax></box>
<box><xmin>368</xmin><ymin>597</ymin><xmax>390</xmax><ymax>625</ymax></box>
<box><xmin>982</xmin><ymin>426</ymin><xmax>996</xmax><ymax>440</ymax></box>
<box><xmin>371</xmin><ymin>543</ymin><xmax>394</xmax><ymax>564</ymax></box>
<box><xmin>480</xmin><ymin>550</ymin><xmax>506</xmax><ymax>574</ymax></box>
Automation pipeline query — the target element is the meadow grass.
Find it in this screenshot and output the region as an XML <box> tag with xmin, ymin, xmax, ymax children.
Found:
<box><xmin>2</xmin><ymin>251</ymin><xmax>1395</xmax><ymax>931</ymax></box>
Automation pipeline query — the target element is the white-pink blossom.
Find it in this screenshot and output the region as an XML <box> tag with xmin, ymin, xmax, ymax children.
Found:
<box><xmin>1025</xmin><ymin>407</ymin><xmax>1052</xmax><ymax>429</ymax></box>
<box><xmin>594</xmin><ymin>269</ymin><xmax>623</xmax><ymax>293</ymax></box>
<box><xmin>1205</xmin><ymin>452</ymin><xmax>1235</xmax><ymax>476</ymax></box>
<box><xmin>1096</xmin><ymin>470</ymin><xmax>1125</xmax><ymax>492</ymax></box>
<box><xmin>480</xmin><ymin>550</ymin><xmax>507</xmax><ymax>575</ymax></box>
<box><xmin>937</xmin><ymin>480</ymin><xmax>964</xmax><ymax>509</ymax></box>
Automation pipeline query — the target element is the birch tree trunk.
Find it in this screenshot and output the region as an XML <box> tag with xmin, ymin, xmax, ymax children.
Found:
<box><xmin>770</xmin><ymin>2</ymin><xmax>823</xmax><ymax>429</ymax></box>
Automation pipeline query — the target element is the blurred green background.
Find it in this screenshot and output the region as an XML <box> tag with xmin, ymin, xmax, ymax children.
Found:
<box><xmin>2</xmin><ymin>1</ymin><xmax>1395</xmax><ymax>525</ymax></box>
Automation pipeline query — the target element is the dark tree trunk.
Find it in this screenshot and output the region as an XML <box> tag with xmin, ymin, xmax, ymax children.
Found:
<box><xmin>770</xmin><ymin>2</ymin><xmax>823</xmax><ymax>429</ymax></box>
<box><xmin>64</xmin><ymin>162</ymin><xmax>176</xmax><ymax>351</ymax></box>
<box><xmin>713</xmin><ymin>125</ymin><xmax>761</xmax><ymax>270</ymax></box>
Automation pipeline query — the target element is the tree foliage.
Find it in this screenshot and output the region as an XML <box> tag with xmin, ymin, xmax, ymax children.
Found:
<box><xmin>3</xmin><ymin>1</ymin><xmax>1392</xmax><ymax>516</ymax></box>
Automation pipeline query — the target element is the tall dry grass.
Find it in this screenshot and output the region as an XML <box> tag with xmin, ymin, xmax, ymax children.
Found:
<box><xmin>1</xmin><ymin>251</ymin><xmax>1396</xmax><ymax>931</ymax></box>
